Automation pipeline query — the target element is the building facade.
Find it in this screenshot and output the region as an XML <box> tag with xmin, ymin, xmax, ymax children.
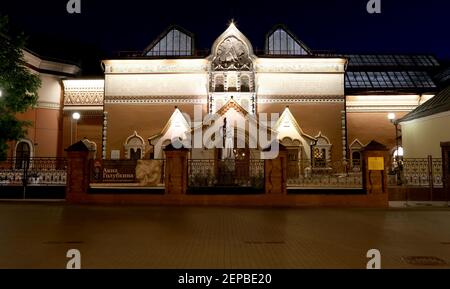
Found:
<box><xmin>8</xmin><ymin>23</ymin><xmax>441</xmax><ymax>176</ymax></box>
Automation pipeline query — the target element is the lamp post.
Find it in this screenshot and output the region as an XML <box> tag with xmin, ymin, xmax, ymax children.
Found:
<box><xmin>388</xmin><ymin>113</ymin><xmax>402</xmax><ymax>185</ymax></box>
<box><xmin>71</xmin><ymin>112</ymin><xmax>81</xmax><ymax>145</ymax></box>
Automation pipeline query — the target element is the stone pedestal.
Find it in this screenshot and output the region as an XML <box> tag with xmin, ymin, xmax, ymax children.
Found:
<box><xmin>66</xmin><ymin>141</ymin><xmax>91</xmax><ymax>203</ymax></box>
<box><xmin>264</xmin><ymin>144</ymin><xmax>287</xmax><ymax>195</ymax></box>
<box><xmin>164</xmin><ymin>144</ymin><xmax>189</xmax><ymax>195</ymax></box>
<box><xmin>362</xmin><ymin>140</ymin><xmax>389</xmax><ymax>195</ymax></box>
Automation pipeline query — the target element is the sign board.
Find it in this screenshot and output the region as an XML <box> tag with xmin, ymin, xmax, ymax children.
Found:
<box><xmin>91</xmin><ymin>160</ymin><xmax>137</xmax><ymax>183</ymax></box>
<box><xmin>368</xmin><ymin>157</ymin><xmax>384</xmax><ymax>171</ymax></box>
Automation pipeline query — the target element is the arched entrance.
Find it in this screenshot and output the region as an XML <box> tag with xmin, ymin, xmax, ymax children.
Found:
<box><xmin>15</xmin><ymin>140</ymin><xmax>32</xmax><ymax>169</ymax></box>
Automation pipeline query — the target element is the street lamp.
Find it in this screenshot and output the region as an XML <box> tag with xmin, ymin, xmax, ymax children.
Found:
<box><xmin>388</xmin><ymin>113</ymin><xmax>402</xmax><ymax>185</ymax></box>
<box><xmin>387</xmin><ymin>113</ymin><xmax>396</xmax><ymax>122</ymax></box>
<box><xmin>71</xmin><ymin>112</ymin><xmax>81</xmax><ymax>144</ymax></box>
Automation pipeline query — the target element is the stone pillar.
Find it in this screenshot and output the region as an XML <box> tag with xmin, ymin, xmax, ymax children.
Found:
<box><xmin>361</xmin><ymin>140</ymin><xmax>389</xmax><ymax>195</ymax></box>
<box><xmin>65</xmin><ymin>141</ymin><xmax>91</xmax><ymax>203</ymax></box>
<box><xmin>164</xmin><ymin>144</ymin><xmax>189</xmax><ymax>195</ymax></box>
<box><xmin>441</xmin><ymin>142</ymin><xmax>450</xmax><ymax>202</ymax></box>
<box><xmin>264</xmin><ymin>144</ymin><xmax>287</xmax><ymax>195</ymax></box>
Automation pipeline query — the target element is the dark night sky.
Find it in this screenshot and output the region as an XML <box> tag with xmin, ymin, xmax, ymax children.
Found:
<box><xmin>1</xmin><ymin>0</ymin><xmax>449</xmax><ymax>75</ymax></box>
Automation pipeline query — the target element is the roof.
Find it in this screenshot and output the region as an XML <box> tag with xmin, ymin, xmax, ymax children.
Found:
<box><xmin>65</xmin><ymin>140</ymin><xmax>90</xmax><ymax>152</ymax></box>
<box><xmin>434</xmin><ymin>66</ymin><xmax>450</xmax><ymax>86</ymax></box>
<box><xmin>265</xmin><ymin>24</ymin><xmax>312</xmax><ymax>56</ymax></box>
<box><xmin>345</xmin><ymin>54</ymin><xmax>439</xmax><ymax>69</ymax></box>
<box><xmin>344</xmin><ymin>54</ymin><xmax>439</xmax><ymax>92</ymax></box>
<box><xmin>345</xmin><ymin>71</ymin><xmax>436</xmax><ymax>92</ymax></box>
<box><xmin>399</xmin><ymin>85</ymin><xmax>450</xmax><ymax>122</ymax></box>
<box><xmin>142</xmin><ymin>25</ymin><xmax>194</xmax><ymax>57</ymax></box>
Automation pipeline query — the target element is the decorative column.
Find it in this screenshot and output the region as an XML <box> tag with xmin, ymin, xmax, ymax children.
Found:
<box><xmin>264</xmin><ymin>144</ymin><xmax>287</xmax><ymax>195</ymax></box>
<box><xmin>164</xmin><ymin>144</ymin><xmax>189</xmax><ymax>195</ymax></box>
<box><xmin>65</xmin><ymin>140</ymin><xmax>92</xmax><ymax>203</ymax></box>
<box><xmin>361</xmin><ymin>140</ymin><xmax>389</xmax><ymax>195</ymax></box>
<box><xmin>102</xmin><ymin>111</ymin><xmax>108</xmax><ymax>159</ymax></box>
<box><xmin>341</xmin><ymin>110</ymin><xmax>347</xmax><ymax>163</ymax></box>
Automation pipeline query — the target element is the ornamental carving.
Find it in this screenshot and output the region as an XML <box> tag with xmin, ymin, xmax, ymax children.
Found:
<box><xmin>64</xmin><ymin>89</ymin><xmax>104</xmax><ymax>105</ymax></box>
<box><xmin>212</xmin><ymin>37</ymin><xmax>252</xmax><ymax>71</ymax></box>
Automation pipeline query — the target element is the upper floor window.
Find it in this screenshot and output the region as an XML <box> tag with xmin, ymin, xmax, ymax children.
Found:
<box><xmin>266</xmin><ymin>27</ymin><xmax>310</xmax><ymax>56</ymax></box>
<box><xmin>145</xmin><ymin>27</ymin><xmax>193</xmax><ymax>57</ymax></box>
<box><xmin>214</xmin><ymin>75</ymin><xmax>224</xmax><ymax>92</ymax></box>
<box><xmin>240</xmin><ymin>75</ymin><xmax>250</xmax><ymax>92</ymax></box>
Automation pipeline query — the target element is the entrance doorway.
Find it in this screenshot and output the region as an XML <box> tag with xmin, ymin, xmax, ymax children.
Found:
<box><xmin>15</xmin><ymin>141</ymin><xmax>31</xmax><ymax>169</ymax></box>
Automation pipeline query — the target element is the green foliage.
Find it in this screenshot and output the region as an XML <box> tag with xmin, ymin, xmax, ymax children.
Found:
<box><xmin>0</xmin><ymin>15</ymin><xmax>41</xmax><ymax>160</ymax></box>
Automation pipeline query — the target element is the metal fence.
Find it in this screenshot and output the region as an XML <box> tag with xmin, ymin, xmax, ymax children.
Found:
<box><xmin>286</xmin><ymin>159</ymin><xmax>363</xmax><ymax>188</ymax></box>
<box><xmin>0</xmin><ymin>158</ymin><xmax>67</xmax><ymax>186</ymax></box>
<box><xmin>188</xmin><ymin>159</ymin><xmax>264</xmax><ymax>189</ymax></box>
<box><xmin>389</xmin><ymin>158</ymin><xmax>443</xmax><ymax>188</ymax></box>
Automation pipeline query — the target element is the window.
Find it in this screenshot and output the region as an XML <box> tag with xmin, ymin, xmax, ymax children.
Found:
<box><xmin>240</xmin><ymin>75</ymin><xmax>250</xmax><ymax>92</ymax></box>
<box><xmin>145</xmin><ymin>27</ymin><xmax>193</xmax><ymax>57</ymax></box>
<box><xmin>130</xmin><ymin>148</ymin><xmax>142</xmax><ymax>160</ymax></box>
<box><xmin>214</xmin><ymin>75</ymin><xmax>224</xmax><ymax>92</ymax></box>
<box><xmin>312</xmin><ymin>133</ymin><xmax>332</xmax><ymax>168</ymax></box>
<box><xmin>313</xmin><ymin>148</ymin><xmax>326</xmax><ymax>168</ymax></box>
<box><xmin>352</xmin><ymin>151</ymin><xmax>361</xmax><ymax>169</ymax></box>
<box><xmin>15</xmin><ymin>141</ymin><xmax>31</xmax><ymax>169</ymax></box>
<box><xmin>266</xmin><ymin>27</ymin><xmax>309</xmax><ymax>56</ymax></box>
<box><xmin>124</xmin><ymin>131</ymin><xmax>145</xmax><ymax>160</ymax></box>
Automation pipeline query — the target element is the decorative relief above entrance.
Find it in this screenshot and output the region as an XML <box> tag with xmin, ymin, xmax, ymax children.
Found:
<box><xmin>212</xmin><ymin>37</ymin><xmax>252</xmax><ymax>71</ymax></box>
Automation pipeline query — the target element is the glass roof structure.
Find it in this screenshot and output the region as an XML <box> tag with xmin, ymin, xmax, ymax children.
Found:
<box><xmin>144</xmin><ymin>26</ymin><xmax>193</xmax><ymax>57</ymax></box>
<box><xmin>345</xmin><ymin>54</ymin><xmax>439</xmax><ymax>68</ymax></box>
<box><xmin>345</xmin><ymin>71</ymin><xmax>437</xmax><ymax>90</ymax></box>
<box><xmin>266</xmin><ymin>26</ymin><xmax>310</xmax><ymax>56</ymax></box>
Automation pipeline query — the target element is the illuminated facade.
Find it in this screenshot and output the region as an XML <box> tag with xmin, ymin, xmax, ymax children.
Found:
<box><xmin>9</xmin><ymin>24</ymin><xmax>441</xmax><ymax>173</ymax></box>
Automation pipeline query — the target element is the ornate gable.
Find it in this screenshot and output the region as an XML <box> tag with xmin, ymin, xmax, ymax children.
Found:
<box><xmin>210</xmin><ymin>23</ymin><xmax>255</xmax><ymax>71</ymax></box>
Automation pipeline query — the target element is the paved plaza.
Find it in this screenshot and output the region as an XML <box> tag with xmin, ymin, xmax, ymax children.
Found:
<box><xmin>0</xmin><ymin>202</ymin><xmax>449</xmax><ymax>269</ymax></box>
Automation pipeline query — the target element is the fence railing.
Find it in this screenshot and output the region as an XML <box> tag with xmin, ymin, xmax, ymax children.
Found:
<box><xmin>188</xmin><ymin>159</ymin><xmax>264</xmax><ymax>188</ymax></box>
<box><xmin>286</xmin><ymin>159</ymin><xmax>362</xmax><ymax>188</ymax></box>
<box><xmin>0</xmin><ymin>158</ymin><xmax>67</xmax><ymax>186</ymax></box>
<box><xmin>389</xmin><ymin>158</ymin><xmax>443</xmax><ymax>187</ymax></box>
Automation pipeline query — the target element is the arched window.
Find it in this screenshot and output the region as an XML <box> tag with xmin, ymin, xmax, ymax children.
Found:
<box><xmin>15</xmin><ymin>141</ymin><xmax>32</xmax><ymax>169</ymax></box>
<box><xmin>214</xmin><ymin>75</ymin><xmax>224</xmax><ymax>92</ymax></box>
<box><xmin>349</xmin><ymin>139</ymin><xmax>364</xmax><ymax>171</ymax></box>
<box><xmin>124</xmin><ymin>131</ymin><xmax>145</xmax><ymax>160</ymax></box>
<box><xmin>352</xmin><ymin>151</ymin><xmax>361</xmax><ymax>168</ymax></box>
<box><xmin>313</xmin><ymin>148</ymin><xmax>327</xmax><ymax>168</ymax></box>
<box><xmin>312</xmin><ymin>132</ymin><xmax>332</xmax><ymax>168</ymax></box>
<box><xmin>240</xmin><ymin>75</ymin><xmax>250</xmax><ymax>92</ymax></box>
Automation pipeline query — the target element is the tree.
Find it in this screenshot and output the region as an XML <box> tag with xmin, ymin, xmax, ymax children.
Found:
<box><xmin>0</xmin><ymin>15</ymin><xmax>41</xmax><ymax>160</ymax></box>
